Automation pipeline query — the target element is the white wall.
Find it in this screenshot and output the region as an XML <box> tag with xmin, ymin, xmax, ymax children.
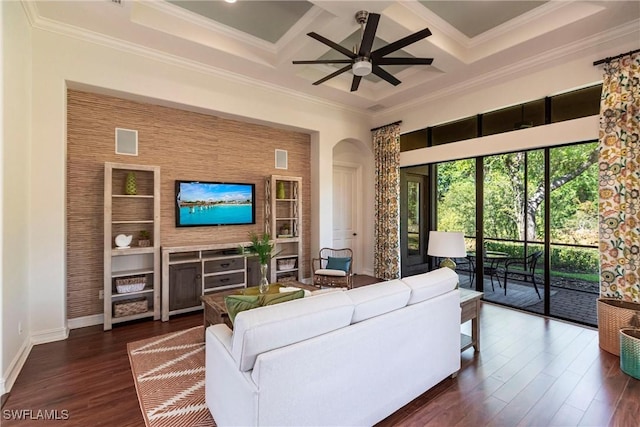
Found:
<box><xmin>1</xmin><ymin>1</ymin><xmax>32</xmax><ymax>394</ymax></box>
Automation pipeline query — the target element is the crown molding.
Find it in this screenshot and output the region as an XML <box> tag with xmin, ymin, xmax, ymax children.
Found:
<box><xmin>20</xmin><ymin>0</ymin><xmax>39</xmax><ymax>26</ymax></box>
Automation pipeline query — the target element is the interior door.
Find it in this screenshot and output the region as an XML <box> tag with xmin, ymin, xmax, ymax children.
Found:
<box><xmin>333</xmin><ymin>164</ymin><xmax>359</xmax><ymax>273</ymax></box>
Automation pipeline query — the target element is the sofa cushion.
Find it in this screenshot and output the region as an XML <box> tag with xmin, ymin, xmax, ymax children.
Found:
<box><xmin>401</xmin><ymin>268</ymin><xmax>459</xmax><ymax>304</ymax></box>
<box><xmin>231</xmin><ymin>291</ymin><xmax>354</xmax><ymax>372</ymax></box>
<box><xmin>345</xmin><ymin>279</ymin><xmax>411</xmax><ymax>323</ymax></box>
<box><xmin>225</xmin><ymin>290</ymin><xmax>305</xmax><ymax>325</ymax></box>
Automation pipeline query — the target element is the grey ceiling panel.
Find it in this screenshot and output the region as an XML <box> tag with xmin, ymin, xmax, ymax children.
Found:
<box><xmin>169</xmin><ymin>0</ymin><xmax>313</xmax><ymax>43</ymax></box>
<box><xmin>419</xmin><ymin>1</ymin><xmax>547</xmax><ymax>38</ymax></box>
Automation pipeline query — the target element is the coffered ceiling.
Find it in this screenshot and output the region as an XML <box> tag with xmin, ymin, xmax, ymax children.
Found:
<box><xmin>27</xmin><ymin>1</ymin><xmax>640</xmax><ymax>113</ymax></box>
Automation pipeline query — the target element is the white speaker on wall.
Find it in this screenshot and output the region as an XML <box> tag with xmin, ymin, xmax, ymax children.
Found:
<box><xmin>115</xmin><ymin>128</ymin><xmax>138</xmax><ymax>156</ymax></box>
<box><xmin>275</xmin><ymin>149</ymin><xmax>288</xmax><ymax>169</ymax></box>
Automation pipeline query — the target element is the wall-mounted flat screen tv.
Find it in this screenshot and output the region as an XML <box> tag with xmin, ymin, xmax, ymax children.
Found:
<box><xmin>175</xmin><ymin>180</ymin><xmax>256</xmax><ymax>227</ymax></box>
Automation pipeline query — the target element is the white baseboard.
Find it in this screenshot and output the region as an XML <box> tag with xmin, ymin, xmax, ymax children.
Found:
<box><xmin>1</xmin><ymin>337</ymin><xmax>32</xmax><ymax>394</ymax></box>
<box><xmin>31</xmin><ymin>326</ymin><xmax>69</xmax><ymax>345</ymax></box>
<box><xmin>67</xmin><ymin>314</ymin><xmax>103</xmax><ymax>330</ymax></box>
<box><xmin>360</xmin><ymin>269</ymin><xmax>375</xmax><ymax>277</ymax></box>
<box><xmin>1</xmin><ymin>319</ymin><xmax>96</xmax><ymax>394</ymax></box>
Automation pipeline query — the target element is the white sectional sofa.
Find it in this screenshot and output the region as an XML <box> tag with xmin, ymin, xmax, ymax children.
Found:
<box><xmin>205</xmin><ymin>267</ymin><xmax>461</xmax><ymax>426</ymax></box>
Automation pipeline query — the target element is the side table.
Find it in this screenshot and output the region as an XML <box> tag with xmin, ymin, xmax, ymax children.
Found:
<box><xmin>459</xmin><ymin>288</ymin><xmax>483</xmax><ymax>352</ymax></box>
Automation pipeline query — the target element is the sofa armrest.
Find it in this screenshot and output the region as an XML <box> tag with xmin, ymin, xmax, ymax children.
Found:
<box><xmin>207</xmin><ymin>323</ymin><xmax>233</xmax><ymax>353</ymax></box>
<box><xmin>205</xmin><ymin>324</ymin><xmax>258</xmax><ymax>426</ymax></box>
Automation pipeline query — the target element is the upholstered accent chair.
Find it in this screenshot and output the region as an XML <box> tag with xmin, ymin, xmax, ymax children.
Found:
<box><xmin>312</xmin><ymin>248</ymin><xmax>354</xmax><ymax>289</ymax></box>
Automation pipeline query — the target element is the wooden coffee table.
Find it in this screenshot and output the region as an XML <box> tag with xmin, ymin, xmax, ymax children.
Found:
<box><xmin>201</xmin><ymin>282</ymin><xmax>317</xmax><ymax>333</ymax></box>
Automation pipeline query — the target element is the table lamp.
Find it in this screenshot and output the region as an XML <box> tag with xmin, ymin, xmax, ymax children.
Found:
<box><xmin>427</xmin><ymin>231</ymin><xmax>467</xmax><ymax>271</ymax></box>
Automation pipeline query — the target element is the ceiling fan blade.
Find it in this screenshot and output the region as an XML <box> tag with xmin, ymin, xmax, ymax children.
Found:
<box><xmin>293</xmin><ymin>59</ymin><xmax>353</xmax><ymax>64</ymax></box>
<box><xmin>372</xmin><ymin>65</ymin><xmax>401</xmax><ymax>86</ymax></box>
<box><xmin>376</xmin><ymin>57</ymin><xmax>433</xmax><ymax>65</ymax></box>
<box><xmin>372</xmin><ymin>28</ymin><xmax>432</xmax><ymax>58</ymax></box>
<box><xmin>358</xmin><ymin>13</ymin><xmax>380</xmax><ymax>57</ymax></box>
<box><xmin>351</xmin><ymin>75</ymin><xmax>362</xmax><ymax>92</ymax></box>
<box><xmin>312</xmin><ymin>65</ymin><xmax>352</xmax><ymax>85</ymax></box>
<box><xmin>307</xmin><ymin>32</ymin><xmax>356</xmax><ymax>59</ymax></box>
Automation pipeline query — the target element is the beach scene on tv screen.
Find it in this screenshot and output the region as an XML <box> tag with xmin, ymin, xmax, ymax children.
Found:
<box><xmin>177</xmin><ymin>182</ymin><xmax>253</xmax><ymax>225</ymax></box>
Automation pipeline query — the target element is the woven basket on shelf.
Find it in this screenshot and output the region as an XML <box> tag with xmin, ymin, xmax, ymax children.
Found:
<box><xmin>597</xmin><ymin>298</ymin><xmax>640</xmax><ymax>355</ymax></box>
<box><xmin>115</xmin><ymin>276</ymin><xmax>147</xmax><ymax>294</ymax></box>
<box><xmin>620</xmin><ymin>328</ymin><xmax>640</xmax><ymax>379</ymax></box>
<box><xmin>277</xmin><ymin>259</ymin><xmax>296</xmax><ymax>270</ymax></box>
<box><xmin>114</xmin><ymin>298</ymin><xmax>148</xmax><ymax>317</ymax></box>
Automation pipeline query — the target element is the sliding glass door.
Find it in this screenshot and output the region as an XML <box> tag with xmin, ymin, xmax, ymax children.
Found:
<box><xmin>401</xmin><ymin>140</ymin><xmax>599</xmax><ymax>326</ymax></box>
<box><xmin>434</xmin><ymin>159</ymin><xmax>476</xmax><ymax>286</ymax></box>
<box><xmin>548</xmin><ymin>142</ymin><xmax>599</xmax><ymax>324</ymax></box>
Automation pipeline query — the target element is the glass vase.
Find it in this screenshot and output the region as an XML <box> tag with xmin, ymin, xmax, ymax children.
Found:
<box><xmin>259</xmin><ymin>263</ymin><xmax>269</xmax><ymax>294</ymax></box>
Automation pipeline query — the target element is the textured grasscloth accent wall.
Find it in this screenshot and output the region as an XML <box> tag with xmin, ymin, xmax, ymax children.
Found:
<box><xmin>67</xmin><ymin>90</ymin><xmax>311</xmax><ymax>319</ymax></box>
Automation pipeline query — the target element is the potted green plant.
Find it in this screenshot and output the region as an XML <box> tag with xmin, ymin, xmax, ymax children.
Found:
<box><xmin>241</xmin><ymin>232</ymin><xmax>279</xmax><ymax>293</ymax></box>
<box><xmin>279</xmin><ymin>223</ymin><xmax>291</xmax><ymax>237</ymax></box>
<box><xmin>138</xmin><ymin>230</ymin><xmax>151</xmax><ymax>247</ymax></box>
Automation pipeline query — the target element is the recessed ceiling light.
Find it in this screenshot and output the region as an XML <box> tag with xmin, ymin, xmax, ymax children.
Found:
<box><xmin>225</xmin><ymin>0</ymin><xmax>236</xmax><ymax>3</ymax></box>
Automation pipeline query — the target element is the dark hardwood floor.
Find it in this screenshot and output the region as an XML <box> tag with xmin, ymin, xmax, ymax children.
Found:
<box><xmin>3</xmin><ymin>283</ymin><xmax>639</xmax><ymax>426</ymax></box>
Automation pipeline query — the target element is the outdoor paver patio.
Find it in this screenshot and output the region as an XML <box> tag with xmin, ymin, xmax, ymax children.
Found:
<box><xmin>459</xmin><ymin>273</ymin><xmax>598</xmax><ymax>327</ymax></box>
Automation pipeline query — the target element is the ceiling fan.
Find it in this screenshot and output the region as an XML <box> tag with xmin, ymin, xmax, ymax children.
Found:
<box><xmin>292</xmin><ymin>11</ymin><xmax>433</xmax><ymax>92</ymax></box>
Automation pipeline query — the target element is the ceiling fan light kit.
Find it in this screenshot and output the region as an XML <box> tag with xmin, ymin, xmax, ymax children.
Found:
<box><xmin>352</xmin><ymin>58</ymin><xmax>372</xmax><ymax>76</ymax></box>
<box><xmin>293</xmin><ymin>10</ymin><xmax>434</xmax><ymax>92</ymax></box>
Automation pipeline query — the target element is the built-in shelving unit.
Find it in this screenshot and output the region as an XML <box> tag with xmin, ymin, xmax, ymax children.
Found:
<box><xmin>161</xmin><ymin>242</ymin><xmax>259</xmax><ymax>321</ymax></box>
<box><xmin>265</xmin><ymin>175</ymin><xmax>303</xmax><ymax>283</ymax></box>
<box><xmin>103</xmin><ymin>162</ymin><xmax>161</xmax><ymax>330</ymax></box>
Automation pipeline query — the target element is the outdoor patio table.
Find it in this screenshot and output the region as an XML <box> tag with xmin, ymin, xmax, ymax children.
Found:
<box><xmin>467</xmin><ymin>251</ymin><xmax>509</xmax><ymax>290</ymax></box>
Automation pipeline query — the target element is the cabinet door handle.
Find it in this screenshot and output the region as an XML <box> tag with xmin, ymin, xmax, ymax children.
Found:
<box><xmin>195</xmin><ymin>274</ymin><xmax>201</xmax><ymax>284</ymax></box>
<box><xmin>221</xmin><ymin>278</ymin><xmax>229</xmax><ymax>282</ymax></box>
<box><xmin>220</xmin><ymin>263</ymin><xmax>230</xmax><ymax>268</ymax></box>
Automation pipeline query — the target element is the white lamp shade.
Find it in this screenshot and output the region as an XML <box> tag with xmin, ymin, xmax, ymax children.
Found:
<box><xmin>427</xmin><ymin>231</ymin><xmax>467</xmax><ymax>258</ymax></box>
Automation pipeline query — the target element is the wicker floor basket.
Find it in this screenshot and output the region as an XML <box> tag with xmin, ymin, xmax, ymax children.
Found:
<box><xmin>620</xmin><ymin>329</ymin><xmax>640</xmax><ymax>379</ymax></box>
<box><xmin>597</xmin><ymin>298</ymin><xmax>640</xmax><ymax>355</ymax></box>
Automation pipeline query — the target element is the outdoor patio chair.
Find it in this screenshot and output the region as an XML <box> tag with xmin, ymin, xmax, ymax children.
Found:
<box><xmin>454</xmin><ymin>256</ymin><xmax>476</xmax><ymax>287</ymax></box>
<box><xmin>502</xmin><ymin>251</ymin><xmax>543</xmax><ymax>298</ymax></box>
<box><xmin>312</xmin><ymin>247</ymin><xmax>353</xmax><ymax>289</ymax></box>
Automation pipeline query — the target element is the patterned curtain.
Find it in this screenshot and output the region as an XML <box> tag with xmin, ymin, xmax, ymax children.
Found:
<box><xmin>373</xmin><ymin>123</ymin><xmax>401</xmax><ymax>279</ymax></box>
<box><xmin>598</xmin><ymin>52</ymin><xmax>640</xmax><ymax>302</ymax></box>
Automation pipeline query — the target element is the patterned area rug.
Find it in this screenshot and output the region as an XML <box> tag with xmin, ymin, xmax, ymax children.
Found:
<box><xmin>127</xmin><ymin>326</ymin><xmax>216</xmax><ymax>427</ymax></box>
